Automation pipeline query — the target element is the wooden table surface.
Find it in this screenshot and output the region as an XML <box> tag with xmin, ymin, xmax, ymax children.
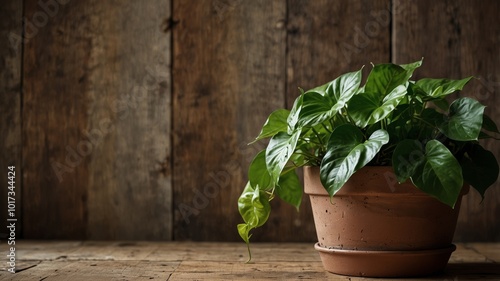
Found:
<box><xmin>0</xmin><ymin>241</ymin><xmax>499</xmax><ymax>280</ymax></box>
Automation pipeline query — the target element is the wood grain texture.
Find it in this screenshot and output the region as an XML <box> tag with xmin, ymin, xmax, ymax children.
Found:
<box><xmin>22</xmin><ymin>0</ymin><xmax>172</xmax><ymax>239</ymax></box>
<box><xmin>2</xmin><ymin>241</ymin><xmax>500</xmax><ymax>280</ymax></box>
<box><xmin>22</xmin><ymin>0</ymin><xmax>89</xmax><ymax>239</ymax></box>
<box><xmin>393</xmin><ymin>0</ymin><xmax>500</xmax><ymax>242</ymax></box>
<box><xmin>172</xmin><ymin>0</ymin><xmax>287</xmax><ymax>241</ymax></box>
<box><xmin>0</xmin><ymin>0</ymin><xmax>22</xmax><ymax>239</ymax></box>
<box><xmin>83</xmin><ymin>0</ymin><xmax>172</xmax><ymax>241</ymax></box>
<box><xmin>287</xmin><ymin>0</ymin><xmax>391</xmax><ymax>95</ymax></box>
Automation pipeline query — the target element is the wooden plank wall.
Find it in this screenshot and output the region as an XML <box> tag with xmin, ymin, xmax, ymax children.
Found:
<box><xmin>0</xmin><ymin>0</ymin><xmax>498</xmax><ymax>241</ymax></box>
<box><xmin>0</xmin><ymin>0</ymin><xmax>23</xmax><ymax>239</ymax></box>
<box><xmin>21</xmin><ymin>0</ymin><xmax>172</xmax><ymax>240</ymax></box>
<box><xmin>393</xmin><ymin>0</ymin><xmax>500</xmax><ymax>241</ymax></box>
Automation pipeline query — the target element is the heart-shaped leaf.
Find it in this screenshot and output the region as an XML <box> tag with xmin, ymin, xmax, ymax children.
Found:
<box><xmin>439</xmin><ymin>97</ymin><xmax>485</xmax><ymax>141</ymax></box>
<box><xmin>320</xmin><ymin>124</ymin><xmax>389</xmax><ymax>196</ymax></box>
<box><xmin>248</xmin><ymin>150</ymin><xmax>273</xmax><ymax>190</ymax></box>
<box><xmin>297</xmin><ymin>92</ymin><xmax>340</xmax><ymax>127</ymax></box>
<box><xmin>276</xmin><ymin>170</ymin><xmax>302</xmax><ymax>210</ymax></box>
<box><xmin>252</xmin><ymin>109</ymin><xmax>290</xmax><ymax>143</ymax></box>
<box><xmin>399</xmin><ymin>59</ymin><xmax>423</xmax><ymax>76</ymax></box>
<box><xmin>238</xmin><ymin>183</ymin><xmax>271</xmax><ymax>229</ymax></box>
<box><xmin>482</xmin><ymin>114</ymin><xmax>500</xmax><ymax>133</ymax></box>
<box><xmin>460</xmin><ymin>144</ymin><xmax>499</xmax><ymax>199</ymax></box>
<box><xmin>298</xmin><ymin>69</ymin><xmax>363</xmax><ymax>127</ymax></box>
<box><xmin>265</xmin><ymin>130</ymin><xmax>302</xmax><ymax>185</ymax></box>
<box><xmin>411</xmin><ymin>140</ymin><xmax>463</xmax><ymax>208</ymax></box>
<box><xmin>348</xmin><ymin>85</ymin><xmax>407</xmax><ymax>127</ymax></box>
<box><xmin>237</xmin><ymin>182</ymin><xmax>271</xmax><ymax>260</ymax></box>
<box><xmin>348</xmin><ymin>63</ymin><xmax>413</xmax><ymax>128</ymax></box>
<box><xmin>392</xmin><ymin>139</ymin><xmax>425</xmax><ymax>183</ymax></box>
<box><xmin>416</xmin><ymin>77</ymin><xmax>472</xmax><ymax>98</ymax></box>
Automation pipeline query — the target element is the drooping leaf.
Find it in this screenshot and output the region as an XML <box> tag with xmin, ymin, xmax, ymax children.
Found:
<box><xmin>392</xmin><ymin>139</ymin><xmax>425</xmax><ymax>183</ymax></box>
<box><xmin>248</xmin><ymin>150</ymin><xmax>273</xmax><ymax>191</ymax></box>
<box><xmin>320</xmin><ymin>124</ymin><xmax>389</xmax><ymax>196</ymax></box>
<box><xmin>238</xmin><ymin>183</ymin><xmax>271</xmax><ymax>229</ymax></box>
<box><xmin>265</xmin><ymin>130</ymin><xmax>302</xmax><ymax>185</ymax></box>
<box><xmin>276</xmin><ymin>170</ymin><xmax>302</xmax><ymax>210</ymax></box>
<box><xmin>411</xmin><ymin>140</ymin><xmax>463</xmax><ymax>208</ymax></box>
<box><xmin>252</xmin><ymin>109</ymin><xmax>290</xmax><ymax>143</ymax></box>
<box><xmin>460</xmin><ymin>144</ymin><xmax>499</xmax><ymax>199</ymax></box>
<box><xmin>298</xmin><ymin>68</ymin><xmax>363</xmax><ymax>127</ymax></box>
<box><xmin>415</xmin><ymin>77</ymin><xmax>472</xmax><ymax>98</ymax></box>
<box><xmin>237</xmin><ymin>182</ymin><xmax>271</xmax><ymax>261</ymax></box>
<box><xmin>439</xmin><ymin>97</ymin><xmax>486</xmax><ymax>141</ymax></box>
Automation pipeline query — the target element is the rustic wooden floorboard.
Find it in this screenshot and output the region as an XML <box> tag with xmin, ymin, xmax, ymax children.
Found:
<box><xmin>0</xmin><ymin>241</ymin><xmax>498</xmax><ymax>280</ymax></box>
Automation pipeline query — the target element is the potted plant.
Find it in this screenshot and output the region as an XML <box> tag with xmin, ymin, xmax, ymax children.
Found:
<box><xmin>237</xmin><ymin>59</ymin><xmax>499</xmax><ymax>277</ymax></box>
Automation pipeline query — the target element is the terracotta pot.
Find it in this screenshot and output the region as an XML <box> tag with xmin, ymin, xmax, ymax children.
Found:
<box><xmin>304</xmin><ymin>166</ymin><xmax>468</xmax><ymax>277</ymax></box>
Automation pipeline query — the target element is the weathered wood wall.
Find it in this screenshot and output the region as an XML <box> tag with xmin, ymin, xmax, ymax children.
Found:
<box><xmin>0</xmin><ymin>0</ymin><xmax>23</xmax><ymax>239</ymax></box>
<box><xmin>393</xmin><ymin>0</ymin><xmax>500</xmax><ymax>241</ymax></box>
<box><xmin>0</xmin><ymin>0</ymin><xmax>498</xmax><ymax>241</ymax></box>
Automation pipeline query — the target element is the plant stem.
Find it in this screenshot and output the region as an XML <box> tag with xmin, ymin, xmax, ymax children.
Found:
<box><xmin>321</xmin><ymin>123</ymin><xmax>332</xmax><ymax>133</ymax></box>
<box><xmin>311</xmin><ymin>127</ymin><xmax>324</xmax><ymax>146</ymax></box>
<box><xmin>414</xmin><ymin>116</ymin><xmax>435</xmax><ymax>128</ymax></box>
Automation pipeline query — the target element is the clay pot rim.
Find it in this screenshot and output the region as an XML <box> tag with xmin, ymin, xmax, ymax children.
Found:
<box><xmin>304</xmin><ymin>165</ymin><xmax>470</xmax><ymax>197</ymax></box>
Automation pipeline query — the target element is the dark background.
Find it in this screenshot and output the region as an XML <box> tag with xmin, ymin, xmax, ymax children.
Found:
<box><xmin>1</xmin><ymin>0</ymin><xmax>499</xmax><ymax>242</ymax></box>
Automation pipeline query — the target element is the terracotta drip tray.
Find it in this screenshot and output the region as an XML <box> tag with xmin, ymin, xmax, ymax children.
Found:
<box><xmin>314</xmin><ymin>242</ymin><xmax>456</xmax><ymax>277</ymax></box>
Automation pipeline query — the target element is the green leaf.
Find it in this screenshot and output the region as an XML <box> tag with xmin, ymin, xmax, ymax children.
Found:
<box><xmin>252</xmin><ymin>109</ymin><xmax>290</xmax><ymax>143</ymax></box>
<box><xmin>320</xmin><ymin>124</ymin><xmax>389</xmax><ymax>196</ymax></box>
<box><xmin>364</xmin><ymin>63</ymin><xmax>411</xmax><ymax>96</ymax></box>
<box><xmin>298</xmin><ymin>92</ymin><xmax>339</xmax><ymax>127</ymax></box>
<box><xmin>238</xmin><ymin>183</ymin><xmax>271</xmax><ymax>228</ymax></box>
<box><xmin>287</xmin><ymin>94</ymin><xmax>303</xmax><ymax>134</ymax></box>
<box><xmin>298</xmin><ymin>69</ymin><xmax>363</xmax><ymax>127</ymax></box>
<box><xmin>482</xmin><ymin>114</ymin><xmax>500</xmax><ymax>133</ymax></box>
<box><xmin>392</xmin><ymin>139</ymin><xmax>425</xmax><ymax>183</ymax></box>
<box><xmin>411</xmin><ymin>140</ymin><xmax>463</xmax><ymax>208</ymax></box>
<box><xmin>348</xmin><ymin>85</ymin><xmax>407</xmax><ymax>127</ymax></box>
<box><xmin>304</xmin><ymin>81</ymin><xmax>329</xmax><ymax>96</ymax></box>
<box><xmin>348</xmin><ymin>63</ymin><xmax>412</xmax><ymax>127</ymax></box>
<box><xmin>248</xmin><ymin>150</ymin><xmax>273</xmax><ymax>190</ymax></box>
<box><xmin>416</xmin><ymin>77</ymin><xmax>473</xmax><ymax>98</ymax></box>
<box><xmin>399</xmin><ymin>59</ymin><xmax>423</xmax><ymax>79</ymax></box>
<box><xmin>460</xmin><ymin>144</ymin><xmax>499</xmax><ymax>199</ymax></box>
<box><xmin>432</xmin><ymin>98</ymin><xmax>450</xmax><ymax>111</ymax></box>
<box><xmin>421</xmin><ymin>108</ymin><xmax>445</xmax><ymax>126</ymax></box>
<box><xmin>265</xmin><ymin>130</ymin><xmax>302</xmax><ymax>185</ymax></box>
<box><xmin>325</xmin><ymin>68</ymin><xmax>363</xmax><ymax>101</ymax></box>
<box><xmin>237</xmin><ymin>182</ymin><xmax>271</xmax><ymax>261</ymax></box>
<box><xmin>439</xmin><ymin>97</ymin><xmax>486</xmax><ymax>141</ymax></box>
<box><xmin>276</xmin><ymin>170</ymin><xmax>302</xmax><ymax>210</ymax></box>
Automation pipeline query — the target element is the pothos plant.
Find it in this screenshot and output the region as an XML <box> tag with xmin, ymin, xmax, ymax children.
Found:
<box><xmin>237</xmin><ymin>59</ymin><xmax>499</xmax><ymax>259</ymax></box>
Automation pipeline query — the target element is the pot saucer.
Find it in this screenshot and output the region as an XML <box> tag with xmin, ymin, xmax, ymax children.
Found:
<box><xmin>314</xmin><ymin>242</ymin><xmax>456</xmax><ymax>277</ymax></box>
